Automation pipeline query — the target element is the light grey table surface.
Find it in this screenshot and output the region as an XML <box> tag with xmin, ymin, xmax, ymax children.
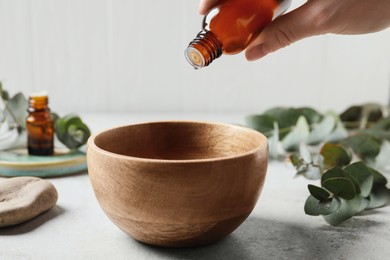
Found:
<box><xmin>1</xmin><ymin>113</ymin><xmax>390</xmax><ymax>260</ymax></box>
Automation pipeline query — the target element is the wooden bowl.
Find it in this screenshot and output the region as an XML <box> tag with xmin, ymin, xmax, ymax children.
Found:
<box><xmin>87</xmin><ymin>121</ymin><xmax>268</xmax><ymax>247</ymax></box>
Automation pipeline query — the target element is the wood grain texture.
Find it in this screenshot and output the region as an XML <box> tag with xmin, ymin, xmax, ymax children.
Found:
<box><xmin>87</xmin><ymin>121</ymin><xmax>268</xmax><ymax>247</ymax></box>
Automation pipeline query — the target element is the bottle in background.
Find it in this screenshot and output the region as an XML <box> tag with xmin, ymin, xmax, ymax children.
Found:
<box><xmin>26</xmin><ymin>93</ymin><xmax>54</xmax><ymax>156</ymax></box>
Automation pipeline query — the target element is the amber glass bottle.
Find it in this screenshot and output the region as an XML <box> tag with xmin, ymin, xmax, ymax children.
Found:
<box><xmin>185</xmin><ymin>0</ymin><xmax>291</xmax><ymax>69</ymax></box>
<box><xmin>26</xmin><ymin>94</ymin><xmax>54</xmax><ymax>155</ymax></box>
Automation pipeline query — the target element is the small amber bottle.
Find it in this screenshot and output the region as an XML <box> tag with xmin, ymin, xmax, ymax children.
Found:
<box><xmin>26</xmin><ymin>93</ymin><xmax>54</xmax><ymax>156</ymax></box>
<box><xmin>185</xmin><ymin>0</ymin><xmax>291</xmax><ymax>69</ymax></box>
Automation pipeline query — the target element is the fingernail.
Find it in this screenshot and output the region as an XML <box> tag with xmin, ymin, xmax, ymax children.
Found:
<box><xmin>246</xmin><ymin>44</ymin><xmax>269</xmax><ymax>61</ymax></box>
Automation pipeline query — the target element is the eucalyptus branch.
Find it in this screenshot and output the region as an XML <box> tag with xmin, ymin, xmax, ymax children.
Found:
<box><xmin>2</xmin><ymin>100</ymin><xmax>21</xmax><ymax>130</ymax></box>
<box><xmin>246</xmin><ymin>104</ymin><xmax>390</xmax><ymax>226</ymax></box>
<box><xmin>0</xmin><ymin>84</ymin><xmax>21</xmax><ymax>130</ymax></box>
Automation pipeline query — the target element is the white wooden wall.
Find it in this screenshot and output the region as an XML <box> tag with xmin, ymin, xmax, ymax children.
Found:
<box><xmin>1</xmin><ymin>0</ymin><xmax>389</xmax><ymax>114</ymax></box>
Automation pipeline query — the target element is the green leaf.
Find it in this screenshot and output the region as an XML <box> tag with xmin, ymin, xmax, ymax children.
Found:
<box><xmin>370</xmin><ymin>117</ymin><xmax>390</xmax><ymax>132</ymax></box>
<box><xmin>321</xmin><ymin>166</ymin><xmax>361</xmax><ymax>195</ymax></box>
<box><xmin>320</xmin><ymin>143</ymin><xmax>352</xmax><ymax>169</ymax></box>
<box><xmin>359</xmin><ymin>197</ymin><xmax>370</xmax><ymax>212</ymax></box>
<box><xmin>369</xmin><ymin>167</ymin><xmax>388</xmax><ymax>186</ymax></box>
<box><xmin>308</xmin><ymin>184</ymin><xmax>331</xmax><ymax>201</ymax></box>
<box><xmin>340</xmin><ymin>104</ymin><xmax>383</xmax><ymax>129</ymax></box>
<box><xmin>321</xmin><ymin>167</ymin><xmax>345</xmax><ymax>183</ymax></box>
<box><xmin>340</xmin><ymin>105</ymin><xmax>363</xmax><ymax>123</ymax></box>
<box><xmin>327</xmin><ymin>119</ymin><xmax>349</xmax><ymax>142</ymax></box>
<box><xmin>322</xmin><ymin>177</ymin><xmax>356</xmax><ymax>200</ymax></box>
<box><xmin>300</xmin><ymin>165</ymin><xmax>322</xmax><ymax>180</ymax></box>
<box><xmin>367</xmin><ymin>186</ymin><xmax>390</xmax><ymax>209</ymax></box>
<box><xmin>307</xmin><ymin>114</ymin><xmax>336</xmax><ymax>145</ymax></box>
<box><xmin>245</xmin><ymin>114</ymin><xmax>275</xmax><ymax>137</ymax></box>
<box><xmin>55</xmin><ymin>114</ymin><xmax>91</xmax><ymax>149</ymax></box>
<box><xmin>0</xmin><ymin>82</ymin><xmax>10</xmax><ymax>100</ymax></box>
<box><xmin>340</xmin><ymin>134</ymin><xmax>381</xmax><ymax>159</ymax></box>
<box><xmin>281</xmin><ymin>116</ymin><xmax>310</xmax><ymax>151</ymax></box>
<box><xmin>323</xmin><ymin>197</ymin><xmax>364</xmax><ymax>226</ymax></box>
<box><xmin>343</xmin><ymin>162</ymin><xmax>374</xmax><ymax>197</ymax></box>
<box><xmin>290</xmin><ymin>145</ymin><xmax>323</xmax><ymax>180</ymax></box>
<box><xmin>370</xmin><ymin>141</ymin><xmax>390</xmax><ymax>173</ymax></box>
<box><xmin>7</xmin><ymin>93</ymin><xmax>28</xmax><ymax>128</ymax></box>
<box><xmin>290</xmin><ymin>154</ymin><xmax>302</xmax><ymax>167</ymax></box>
<box><xmin>267</xmin><ymin>122</ymin><xmax>286</xmax><ymax>160</ymax></box>
<box><xmin>299</xmin><ymin>143</ymin><xmax>312</xmax><ymax>163</ymax></box>
<box><xmin>359</xmin><ymin>104</ymin><xmax>384</xmax><ymax>128</ymax></box>
<box><xmin>362</xmin><ymin>128</ymin><xmax>390</xmax><ymax>141</ymax></box>
<box><xmin>263</xmin><ymin>107</ymin><xmax>301</xmax><ymax>130</ymax></box>
<box><xmin>304</xmin><ymin>195</ymin><xmax>341</xmax><ymax>216</ymax></box>
<box><xmin>296</xmin><ymin>107</ymin><xmax>323</xmax><ymax>125</ymax></box>
<box><xmin>51</xmin><ymin>112</ymin><xmax>60</xmax><ymax>123</ymax></box>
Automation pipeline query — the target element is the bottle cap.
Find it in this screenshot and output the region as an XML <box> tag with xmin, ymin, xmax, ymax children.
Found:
<box><xmin>185</xmin><ymin>47</ymin><xmax>205</xmax><ymax>69</ymax></box>
<box><xmin>29</xmin><ymin>91</ymin><xmax>49</xmax><ymax>98</ymax></box>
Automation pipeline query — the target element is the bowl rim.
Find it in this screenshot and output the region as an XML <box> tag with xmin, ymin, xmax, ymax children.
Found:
<box><xmin>87</xmin><ymin>120</ymin><xmax>268</xmax><ymax>163</ymax></box>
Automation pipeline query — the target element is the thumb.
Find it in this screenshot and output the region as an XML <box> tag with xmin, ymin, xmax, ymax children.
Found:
<box><xmin>245</xmin><ymin>1</ymin><xmax>326</xmax><ymax>60</ymax></box>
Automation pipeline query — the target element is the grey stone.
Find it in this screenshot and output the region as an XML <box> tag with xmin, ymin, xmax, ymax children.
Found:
<box><xmin>0</xmin><ymin>177</ymin><xmax>58</xmax><ymax>227</ymax></box>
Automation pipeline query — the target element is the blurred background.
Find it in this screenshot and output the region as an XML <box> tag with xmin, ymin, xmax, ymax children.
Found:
<box><xmin>0</xmin><ymin>0</ymin><xmax>389</xmax><ymax>114</ymax></box>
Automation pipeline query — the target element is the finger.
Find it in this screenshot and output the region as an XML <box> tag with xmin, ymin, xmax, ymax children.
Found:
<box><xmin>198</xmin><ymin>0</ymin><xmax>221</xmax><ymax>15</ymax></box>
<box><xmin>245</xmin><ymin>1</ymin><xmax>328</xmax><ymax>60</ymax></box>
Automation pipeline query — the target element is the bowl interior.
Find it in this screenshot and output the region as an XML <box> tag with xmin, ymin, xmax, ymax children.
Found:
<box><xmin>93</xmin><ymin>121</ymin><xmax>264</xmax><ymax>160</ymax></box>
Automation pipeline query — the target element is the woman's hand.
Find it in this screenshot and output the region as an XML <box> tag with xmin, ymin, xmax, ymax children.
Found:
<box><xmin>198</xmin><ymin>0</ymin><xmax>390</xmax><ymax>60</ymax></box>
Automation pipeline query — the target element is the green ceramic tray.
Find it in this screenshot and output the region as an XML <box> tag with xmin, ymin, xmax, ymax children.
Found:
<box><xmin>0</xmin><ymin>148</ymin><xmax>87</xmax><ymax>177</ymax></box>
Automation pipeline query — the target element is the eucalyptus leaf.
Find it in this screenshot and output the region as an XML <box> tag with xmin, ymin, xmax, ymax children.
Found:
<box><xmin>369</xmin><ymin>140</ymin><xmax>390</xmax><ymax>173</ymax></box>
<box><xmin>323</xmin><ymin>197</ymin><xmax>364</xmax><ymax>226</ymax></box>
<box><xmin>362</xmin><ymin>128</ymin><xmax>390</xmax><ymax>141</ymax></box>
<box><xmin>300</xmin><ymin>165</ymin><xmax>322</xmax><ymax>180</ymax></box>
<box><xmin>307</xmin><ymin>114</ymin><xmax>336</xmax><ymax>145</ymax></box>
<box><xmin>321</xmin><ymin>166</ymin><xmax>360</xmax><ymax>195</ymax></box>
<box><xmin>296</xmin><ymin>107</ymin><xmax>323</xmax><ymax>125</ymax></box>
<box><xmin>245</xmin><ymin>114</ymin><xmax>275</xmax><ymax>137</ymax></box>
<box><xmin>7</xmin><ymin>93</ymin><xmax>28</xmax><ymax>128</ymax></box>
<box><xmin>0</xmin><ymin>112</ymin><xmax>5</xmax><ymax>123</ymax></box>
<box><xmin>281</xmin><ymin>116</ymin><xmax>310</xmax><ymax>151</ymax></box>
<box><xmin>358</xmin><ymin>197</ymin><xmax>370</xmax><ymax>212</ymax></box>
<box><xmin>322</xmin><ymin>177</ymin><xmax>356</xmax><ymax>200</ymax></box>
<box><xmin>320</xmin><ymin>143</ymin><xmax>352</xmax><ymax>169</ymax></box>
<box><xmin>308</xmin><ymin>184</ymin><xmax>331</xmax><ymax>201</ymax></box>
<box><xmin>290</xmin><ymin>153</ymin><xmax>313</xmax><ymax>177</ymax></box>
<box><xmin>51</xmin><ymin>112</ymin><xmax>60</xmax><ymax>123</ymax></box>
<box><xmin>369</xmin><ymin>167</ymin><xmax>388</xmax><ymax>186</ymax></box>
<box><xmin>340</xmin><ymin>105</ymin><xmax>362</xmax><ymax>124</ymax></box>
<box><xmin>0</xmin><ymin>82</ymin><xmax>9</xmax><ymax>100</ymax></box>
<box><xmin>291</xmin><ymin>149</ymin><xmax>323</xmax><ymax>179</ymax></box>
<box><xmin>340</xmin><ymin>134</ymin><xmax>381</xmax><ymax>159</ymax></box>
<box><xmin>367</xmin><ymin>186</ymin><xmax>390</xmax><ymax>209</ymax></box>
<box><xmin>304</xmin><ymin>195</ymin><xmax>341</xmax><ymax>216</ymax></box>
<box><xmin>359</xmin><ymin>104</ymin><xmax>384</xmax><ymax>129</ymax></box>
<box><xmin>290</xmin><ymin>154</ymin><xmax>302</xmax><ymax>167</ymax></box>
<box><xmin>0</xmin><ymin>121</ymin><xmax>19</xmax><ymax>150</ymax></box>
<box><xmin>327</xmin><ymin>119</ymin><xmax>349</xmax><ymax>142</ymax></box>
<box><xmin>340</xmin><ymin>104</ymin><xmax>383</xmax><ymax>129</ymax></box>
<box><xmin>370</xmin><ymin>117</ymin><xmax>390</xmax><ymax>131</ymax></box>
<box><xmin>321</xmin><ymin>167</ymin><xmax>346</xmax><ymax>183</ymax></box>
<box><xmin>268</xmin><ymin>122</ymin><xmax>286</xmax><ymax>160</ymax></box>
<box><xmin>299</xmin><ymin>143</ymin><xmax>312</xmax><ymax>163</ymax></box>
<box><xmin>55</xmin><ymin>114</ymin><xmax>91</xmax><ymax>149</ymax></box>
<box><xmin>312</xmin><ymin>153</ymin><xmax>324</xmax><ymax>171</ymax></box>
<box><xmin>343</xmin><ymin>162</ymin><xmax>374</xmax><ymax>197</ymax></box>
<box><xmin>263</xmin><ymin>107</ymin><xmax>301</xmax><ymax>130</ymax></box>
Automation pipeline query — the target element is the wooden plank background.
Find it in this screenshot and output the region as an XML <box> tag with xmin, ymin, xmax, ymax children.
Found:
<box><xmin>0</xmin><ymin>0</ymin><xmax>389</xmax><ymax>114</ymax></box>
